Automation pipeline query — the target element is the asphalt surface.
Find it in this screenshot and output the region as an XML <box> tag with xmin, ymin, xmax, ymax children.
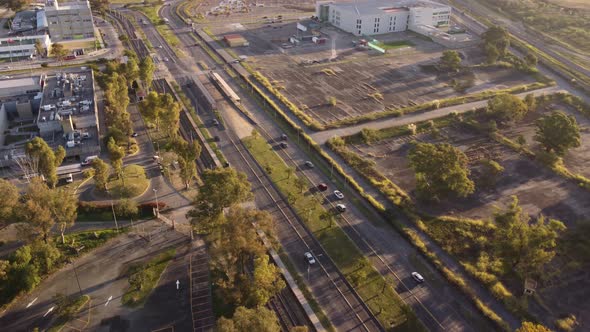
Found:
<box><xmin>157</xmin><ymin>2</ymin><xmax>506</xmax><ymax>331</ymax></box>
<box><xmin>0</xmin><ymin>221</ymin><xmax>192</xmax><ymax>332</ymax></box>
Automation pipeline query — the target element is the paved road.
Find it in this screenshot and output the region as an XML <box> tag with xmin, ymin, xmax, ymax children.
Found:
<box><xmin>161</xmin><ymin>2</ymin><xmax>511</xmax><ymax>331</ymax></box>
<box><xmin>311</xmin><ymin>86</ymin><xmax>561</xmax><ymax>143</ymax></box>
<box><xmin>0</xmin><ymin>220</ymin><xmax>192</xmax><ymax>332</ymax></box>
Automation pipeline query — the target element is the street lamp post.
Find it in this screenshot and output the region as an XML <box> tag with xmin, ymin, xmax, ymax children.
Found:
<box><xmin>153</xmin><ymin>188</ymin><xmax>160</xmax><ymax>217</ymax></box>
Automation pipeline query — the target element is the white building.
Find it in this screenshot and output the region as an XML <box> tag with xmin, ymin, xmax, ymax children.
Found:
<box><xmin>316</xmin><ymin>0</ymin><xmax>451</xmax><ymax>36</ymax></box>
<box><xmin>44</xmin><ymin>0</ymin><xmax>95</xmax><ymax>48</ymax></box>
<box><xmin>0</xmin><ymin>35</ymin><xmax>51</xmax><ymax>59</ymax></box>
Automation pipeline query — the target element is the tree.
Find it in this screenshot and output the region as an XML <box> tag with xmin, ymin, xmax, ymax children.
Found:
<box><xmin>188</xmin><ymin>168</ymin><xmax>252</xmax><ymax>233</ymax></box>
<box><xmin>129</xmin><ymin>268</ymin><xmax>154</xmax><ymax>291</ymax></box>
<box><xmin>139</xmin><ymin>92</ymin><xmax>163</xmax><ymax>129</ymax></box>
<box><xmin>25</xmin><ymin>137</ymin><xmax>63</xmax><ymax>187</ymax></box>
<box><xmin>246</xmin><ymin>255</ymin><xmax>285</xmax><ymax>307</ymax></box>
<box><xmin>0</xmin><ymin>179</ymin><xmax>19</xmax><ymax>228</ymax></box>
<box><xmin>34</xmin><ymin>40</ymin><xmax>45</xmax><ymax>57</ymax></box>
<box><xmin>51</xmin><ymin>189</ymin><xmax>77</xmax><ymax>244</ymax></box>
<box><xmin>485</xmin><ymin>43</ymin><xmax>500</xmax><ymax>64</ymax></box>
<box><xmin>3</xmin><ymin>0</ymin><xmax>32</xmax><ymax>12</ymax></box>
<box><xmin>122</xmin><ymin>57</ymin><xmax>140</xmax><ymax>86</ymax></box>
<box><xmin>408</xmin><ymin>142</ymin><xmax>474</xmax><ymax>199</ymax></box>
<box><xmin>107</xmin><ymin>137</ymin><xmax>125</xmax><ymax>179</ymax></box>
<box><xmin>493</xmin><ymin>196</ymin><xmax>566</xmax><ymax>276</ymax></box>
<box><xmin>91</xmin><ymin>158</ymin><xmax>110</xmax><ymax>191</ymax></box>
<box><xmin>50</xmin><ymin>43</ymin><xmax>68</xmax><ymax>63</ymax></box>
<box><xmin>30</xmin><ymin>241</ymin><xmax>61</xmax><ymax>274</ymax></box>
<box><xmin>524</xmin><ymin>93</ymin><xmax>536</xmax><ymax>112</ymax></box>
<box><xmin>440</xmin><ymin>50</ymin><xmax>461</xmax><ymax>71</ymax></box>
<box><xmin>294</xmin><ymin>176</ymin><xmax>307</xmax><ymax>194</ymax></box>
<box><xmin>286</xmin><ymin>167</ymin><xmax>294</xmax><ymax>179</ymax></box>
<box><xmin>208</xmin><ymin>207</ymin><xmax>275</xmax><ymax>305</ymax></box>
<box><xmin>89</xmin><ymin>0</ymin><xmax>109</xmax><ymax>14</ymax></box>
<box><xmin>327</xmin><ymin>96</ymin><xmax>337</xmax><ymax>107</ymax></box>
<box><xmin>524</xmin><ymin>53</ymin><xmax>538</xmax><ymax>68</ymax></box>
<box><xmin>54</xmin><ymin>146</ymin><xmax>65</xmax><ymax>168</ymax></box>
<box><xmin>116</xmin><ymin>199</ymin><xmax>138</xmax><ymax>218</ymax></box>
<box><xmin>534</xmin><ymin>111</ymin><xmax>581</xmax><ymax>156</ymax></box>
<box><xmin>482</xmin><ymin>26</ymin><xmax>510</xmax><ymax>57</ymax></box>
<box><xmin>170</xmin><ymin>137</ymin><xmax>201</xmax><ymax>189</ymax></box>
<box><xmin>139</xmin><ymin>57</ymin><xmax>155</xmax><ymax>89</ymax></box>
<box><xmin>515</xmin><ymin>322</ymin><xmax>551</xmax><ymax>332</ymax></box>
<box><xmin>159</xmin><ymin>94</ymin><xmax>181</xmax><ymax>137</ymax></box>
<box><xmin>217</xmin><ymin>306</ymin><xmax>280</xmax><ymax>332</ymax></box>
<box><xmin>487</xmin><ymin>93</ymin><xmax>528</xmax><ymax>122</ymax></box>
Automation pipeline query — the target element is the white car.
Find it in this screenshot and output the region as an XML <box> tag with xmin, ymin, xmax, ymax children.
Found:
<box><xmin>336</xmin><ymin>204</ymin><xmax>346</xmax><ymax>212</ymax></box>
<box><xmin>66</xmin><ymin>173</ymin><xmax>74</xmax><ymax>183</ymax></box>
<box><xmin>163</xmin><ymin>57</ymin><xmax>169</xmax><ymax>62</ymax></box>
<box><xmin>304</xmin><ymin>252</ymin><xmax>316</xmax><ymax>265</ymax></box>
<box><xmin>333</xmin><ymin>190</ymin><xmax>344</xmax><ymax>200</ymax></box>
<box><xmin>412</xmin><ymin>272</ymin><xmax>425</xmax><ymax>283</ymax></box>
<box><xmin>304</xmin><ymin>161</ymin><xmax>314</xmax><ymax>168</ymax></box>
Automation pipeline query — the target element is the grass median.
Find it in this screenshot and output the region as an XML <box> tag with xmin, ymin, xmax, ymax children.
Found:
<box><xmin>243</xmin><ymin>134</ymin><xmax>424</xmax><ymax>331</ymax></box>
<box><xmin>47</xmin><ymin>295</ymin><xmax>91</xmax><ymax>332</ymax></box>
<box><xmin>122</xmin><ymin>248</ymin><xmax>176</xmax><ymax>307</ymax></box>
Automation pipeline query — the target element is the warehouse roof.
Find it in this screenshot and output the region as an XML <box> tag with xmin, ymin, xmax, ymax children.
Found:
<box><xmin>327</xmin><ymin>0</ymin><xmax>447</xmax><ymax>16</ymax></box>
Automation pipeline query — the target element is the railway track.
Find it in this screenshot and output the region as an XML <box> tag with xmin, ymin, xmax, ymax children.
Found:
<box><xmin>268</xmin><ymin>287</ymin><xmax>314</xmax><ymax>332</ymax></box>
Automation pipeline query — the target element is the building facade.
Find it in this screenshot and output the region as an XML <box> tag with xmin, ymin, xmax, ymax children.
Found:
<box><xmin>316</xmin><ymin>0</ymin><xmax>451</xmax><ymax>36</ymax></box>
<box><xmin>45</xmin><ymin>0</ymin><xmax>95</xmax><ymax>43</ymax></box>
<box><xmin>0</xmin><ymin>35</ymin><xmax>51</xmax><ymax>59</ymax></box>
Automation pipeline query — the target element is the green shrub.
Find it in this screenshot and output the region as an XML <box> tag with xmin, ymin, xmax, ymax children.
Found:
<box><xmin>555</xmin><ymin>314</ymin><xmax>577</xmax><ymax>332</ymax></box>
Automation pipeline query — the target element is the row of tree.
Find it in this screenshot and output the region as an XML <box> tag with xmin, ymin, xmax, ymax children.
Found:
<box><xmin>0</xmin><ymin>178</ymin><xmax>78</xmax><ymax>304</ymax></box>
<box><xmin>187</xmin><ymin>168</ymin><xmax>295</xmax><ymax>331</ymax></box>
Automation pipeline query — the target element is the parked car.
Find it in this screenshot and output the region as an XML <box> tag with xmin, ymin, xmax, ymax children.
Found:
<box><xmin>214</xmin><ymin>136</ymin><xmax>220</xmax><ymax>142</ymax></box>
<box><xmin>333</xmin><ymin>190</ymin><xmax>344</xmax><ymax>200</ymax></box>
<box><xmin>66</xmin><ymin>173</ymin><xmax>74</xmax><ymax>183</ymax></box>
<box><xmin>131</xmin><ymin>132</ymin><xmax>138</xmax><ymax>137</ymax></box>
<box><xmin>304</xmin><ymin>252</ymin><xmax>316</xmax><ymax>265</ymax></box>
<box><xmin>223</xmin><ymin>161</ymin><xmax>230</xmax><ymax>168</ymax></box>
<box><xmin>304</xmin><ymin>161</ymin><xmax>314</xmax><ymax>168</ymax></box>
<box><xmin>317</xmin><ymin>183</ymin><xmax>328</xmax><ymax>191</ymax></box>
<box><xmin>411</xmin><ymin>272</ymin><xmax>425</xmax><ymax>283</ymax></box>
<box><xmin>336</xmin><ymin>204</ymin><xmax>346</xmax><ymax>212</ymax></box>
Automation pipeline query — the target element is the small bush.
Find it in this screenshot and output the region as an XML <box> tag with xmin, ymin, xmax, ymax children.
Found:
<box><xmin>555</xmin><ymin>314</ymin><xmax>577</xmax><ymax>332</ymax></box>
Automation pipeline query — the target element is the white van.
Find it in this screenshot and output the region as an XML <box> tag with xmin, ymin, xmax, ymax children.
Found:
<box><xmin>66</xmin><ymin>173</ymin><xmax>74</xmax><ymax>183</ymax></box>
<box><xmin>81</xmin><ymin>155</ymin><xmax>98</xmax><ymax>166</ymax></box>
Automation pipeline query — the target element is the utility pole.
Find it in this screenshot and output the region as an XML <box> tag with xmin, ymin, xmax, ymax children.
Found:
<box><xmin>153</xmin><ymin>188</ymin><xmax>160</xmax><ymax>217</ymax></box>
<box><xmin>105</xmin><ymin>184</ymin><xmax>119</xmax><ymax>231</ymax></box>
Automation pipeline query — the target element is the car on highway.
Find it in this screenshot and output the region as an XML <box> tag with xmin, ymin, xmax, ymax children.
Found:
<box><xmin>333</xmin><ymin>190</ymin><xmax>344</xmax><ymax>200</ymax></box>
<box><xmin>212</xmin><ymin>119</ymin><xmax>220</xmax><ymax>126</ymax></box>
<box><xmin>304</xmin><ymin>161</ymin><xmax>314</xmax><ymax>168</ymax></box>
<box><xmin>131</xmin><ymin>132</ymin><xmax>138</xmax><ymax>137</ymax></box>
<box><xmin>213</xmin><ymin>136</ymin><xmax>220</xmax><ymax>142</ymax></box>
<box><xmin>163</xmin><ymin>57</ymin><xmax>169</xmax><ymax>62</ymax></box>
<box><xmin>158</xmin><ymin>45</ymin><xmax>163</xmax><ymax>49</ymax></box>
<box><xmin>304</xmin><ymin>252</ymin><xmax>316</xmax><ymax>265</ymax></box>
<box><xmin>280</xmin><ymin>133</ymin><xmax>288</xmax><ymax>141</ymax></box>
<box><xmin>317</xmin><ymin>183</ymin><xmax>328</xmax><ymax>191</ymax></box>
<box><xmin>412</xmin><ymin>272</ymin><xmax>425</xmax><ymax>283</ymax></box>
<box><xmin>223</xmin><ymin>161</ymin><xmax>230</xmax><ymax>168</ymax></box>
<box><xmin>279</xmin><ymin>142</ymin><xmax>288</xmax><ymax>148</ymax></box>
<box><xmin>336</xmin><ymin>204</ymin><xmax>346</xmax><ymax>212</ymax></box>
<box><xmin>66</xmin><ymin>173</ymin><xmax>74</xmax><ymax>183</ymax></box>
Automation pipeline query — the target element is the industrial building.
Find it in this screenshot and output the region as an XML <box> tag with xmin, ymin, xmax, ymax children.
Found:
<box><xmin>316</xmin><ymin>0</ymin><xmax>451</xmax><ymax>36</ymax></box>
<box><xmin>0</xmin><ymin>35</ymin><xmax>51</xmax><ymax>59</ymax></box>
<box><xmin>0</xmin><ymin>69</ymin><xmax>100</xmax><ymax>171</ymax></box>
<box><xmin>44</xmin><ymin>0</ymin><xmax>96</xmax><ymax>48</ymax></box>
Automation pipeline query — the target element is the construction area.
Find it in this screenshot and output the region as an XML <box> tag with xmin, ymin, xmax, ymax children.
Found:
<box><xmin>204</xmin><ymin>18</ymin><xmax>540</xmax><ymax>128</ymax></box>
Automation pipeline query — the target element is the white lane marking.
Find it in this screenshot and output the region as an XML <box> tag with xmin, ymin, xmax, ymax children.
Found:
<box><xmin>26</xmin><ymin>297</ymin><xmax>38</xmax><ymax>308</ymax></box>
<box><xmin>105</xmin><ymin>295</ymin><xmax>113</xmax><ymax>307</ymax></box>
<box><xmin>176</xmin><ymin>280</ymin><xmax>180</xmax><ymax>290</ymax></box>
<box><xmin>43</xmin><ymin>306</ymin><xmax>55</xmax><ymax>317</ymax></box>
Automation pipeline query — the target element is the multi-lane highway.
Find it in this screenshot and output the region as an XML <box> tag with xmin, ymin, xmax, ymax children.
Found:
<box><xmin>154</xmin><ymin>2</ymin><xmax>509</xmax><ymax>331</ymax></box>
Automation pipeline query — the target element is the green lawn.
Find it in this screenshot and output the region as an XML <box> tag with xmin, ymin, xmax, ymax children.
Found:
<box><xmin>243</xmin><ymin>135</ymin><xmax>423</xmax><ymax>331</ymax></box>
<box><xmin>105</xmin><ymin>164</ymin><xmax>149</xmax><ymax>199</ymax></box>
<box><xmin>375</xmin><ymin>40</ymin><xmax>414</xmax><ymax>50</ymax></box>
<box><xmin>122</xmin><ymin>248</ymin><xmax>176</xmax><ymax>307</ymax></box>
<box><xmin>131</xmin><ymin>4</ymin><xmax>162</xmax><ymax>25</ymax></box>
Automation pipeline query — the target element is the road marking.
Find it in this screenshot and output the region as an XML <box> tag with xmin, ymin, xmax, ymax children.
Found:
<box><xmin>43</xmin><ymin>306</ymin><xmax>55</xmax><ymax>317</ymax></box>
<box><xmin>105</xmin><ymin>295</ymin><xmax>113</xmax><ymax>307</ymax></box>
<box><xmin>176</xmin><ymin>280</ymin><xmax>180</xmax><ymax>290</ymax></box>
<box><xmin>26</xmin><ymin>297</ymin><xmax>38</xmax><ymax>308</ymax></box>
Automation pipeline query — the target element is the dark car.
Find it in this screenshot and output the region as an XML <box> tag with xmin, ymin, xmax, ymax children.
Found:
<box><xmin>279</xmin><ymin>142</ymin><xmax>288</xmax><ymax>148</ymax></box>
<box><xmin>280</xmin><ymin>134</ymin><xmax>288</xmax><ymax>141</ymax></box>
<box><xmin>223</xmin><ymin>161</ymin><xmax>230</xmax><ymax>168</ymax></box>
<box><xmin>214</xmin><ymin>136</ymin><xmax>220</xmax><ymax>142</ymax></box>
<box><xmin>318</xmin><ymin>183</ymin><xmax>328</xmax><ymax>191</ymax></box>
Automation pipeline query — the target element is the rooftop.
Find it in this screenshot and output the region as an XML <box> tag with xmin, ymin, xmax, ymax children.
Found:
<box><xmin>0</xmin><ymin>77</ymin><xmax>40</xmax><ymax>90</ymax></box>
<box><xmin>326</xmin><ymin>0</ymin><xmax>447</xmax><ymax>15</ymax></box>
